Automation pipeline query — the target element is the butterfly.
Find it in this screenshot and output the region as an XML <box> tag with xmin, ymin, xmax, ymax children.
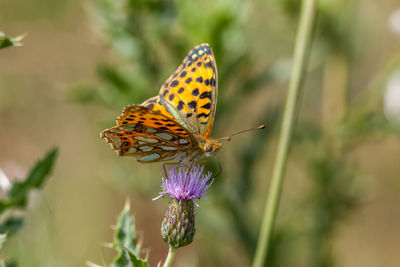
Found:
<box><xmin>100</xmin><ymin>44</ymin><xmax>224</xmax><ymax>165</ymax></box>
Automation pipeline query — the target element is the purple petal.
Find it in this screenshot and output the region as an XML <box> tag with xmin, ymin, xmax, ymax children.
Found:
<box><xmin>155</xmin><ymin>164</ymin><xmax>213</xmax><ymax>203</ymax></box>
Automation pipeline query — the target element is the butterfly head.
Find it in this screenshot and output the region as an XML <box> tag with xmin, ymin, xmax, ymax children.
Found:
<box><xmin>202</xmin><ymin>139</ymin><xmax>223</xmax><ymax>156</ymax></box>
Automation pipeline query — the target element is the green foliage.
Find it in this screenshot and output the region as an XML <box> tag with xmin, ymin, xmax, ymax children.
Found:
<box><xmin>0</xmin><ymin>148</ymin><xmax>58</xmax><ymax>266</ymax></box>
<box><xmin>0</xmin><ymin>148</ymin><xmax>58</xmax><ymax>215</ymax></box>
<box><xmin>95</xmin><ymin>201</ymin><xmax>149</xmax><ymax>267</ymax></box>
<box><xmin>0</xmin><ymin>32</ymin><xmax>24</xmax><ymax>50</ymax></box>
<box><xmin>72</xmin><ymin>0</ymin><xmax>279</xmax><ymax>116</ymax></box>
<box><xmin>126</xmin><ymin>250</ymin><xmax>149</xmax><ymax>267</ymax></box>
<box><xmin>0</xmin><ymin>147</ymin><xmax>58</xmax><ymax>237</ymax></box>
<box><xmin>110</xmin><ymin>201</ymin><xmax>139</xmax><ymax>266</ymax></box>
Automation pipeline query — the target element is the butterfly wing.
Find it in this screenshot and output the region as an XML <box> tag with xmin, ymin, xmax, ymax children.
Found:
<box><xmin>140</xmin><ymin>96</ymin><xmax>175</xmax><ymax>121</ymax></box>
<box><xmin>101</xmin><ymin>106</ymin><xmax>198</xmax><ymax>163</ymax></box>
<box><xmin>158</xmin><ymin>43</ymin><xmax>218</xmax><ymax>138</ymax></box>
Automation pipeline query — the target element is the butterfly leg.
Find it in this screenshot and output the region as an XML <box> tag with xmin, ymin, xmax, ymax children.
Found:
<box><xmin>183</xmin><ymin>160</ymin><xmax>195</xmax><ymax>192</ymax></box>
<box><xmin>162</xmin><ymin>162</ymin><xmax>182</xmax><ymax>179</ymax></box>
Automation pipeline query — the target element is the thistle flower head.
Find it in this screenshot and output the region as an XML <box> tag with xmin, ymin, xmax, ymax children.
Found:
<box><xmin>157</xmin><ymin>164</ymin><xmax>213</xmax><ymax>248</ymax></box>
<box><xmin>155</xmin><ymin>164</ymin><xmax>213</xmax><ymax>206</ymax></box>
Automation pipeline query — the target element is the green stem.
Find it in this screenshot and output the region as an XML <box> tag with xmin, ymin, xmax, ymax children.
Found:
<box><xmin>163</xmin><ymin>245</ymin><xmax>177</xmax><ymax>267</ymax></box>
<box><xmin>252</xmin><ymin>1</ymin><xmax>318</xmax><ymax>267</ymax></box>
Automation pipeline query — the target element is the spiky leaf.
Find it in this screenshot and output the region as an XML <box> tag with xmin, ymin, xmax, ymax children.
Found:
<box><xmin>126</xmin><ymin>249</ymin><xmax>150</xmax><ymax>267</ymax></box>
<box><xmin>108</xmin><ymin>201</ymin><xmax>147</xmax><ymax>267</ymax></box>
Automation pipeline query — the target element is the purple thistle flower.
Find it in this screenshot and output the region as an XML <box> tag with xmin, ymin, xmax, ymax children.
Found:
<box><xmin>154</xmin><ymin>164</ymin><xmax>213</xmax><ymax>206</ymax></box>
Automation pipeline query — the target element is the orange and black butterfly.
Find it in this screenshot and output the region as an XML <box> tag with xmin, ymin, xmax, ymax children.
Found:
<box><xmin>101</xmin><ymin>44</ymin><xmax>263</xmax><ymax>165</ymax></box>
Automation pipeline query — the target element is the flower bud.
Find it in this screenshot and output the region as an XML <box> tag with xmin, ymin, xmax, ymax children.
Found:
<box><xmin>161</xmin><ymin>198</ymin><xmax>195</xmax><ymax>248</ymax></box>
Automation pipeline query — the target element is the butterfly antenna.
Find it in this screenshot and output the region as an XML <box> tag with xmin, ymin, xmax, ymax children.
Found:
<box><xmin>218</xmin><ymin>124</ymin><xmax>265</xmax><ymax>141</ymax></box>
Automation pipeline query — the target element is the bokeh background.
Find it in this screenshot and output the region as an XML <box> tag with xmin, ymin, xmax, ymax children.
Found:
<box><xmin>1</xmin><ymin>0</ymin><xmax>400</xmax><ymax>266</ymax></box>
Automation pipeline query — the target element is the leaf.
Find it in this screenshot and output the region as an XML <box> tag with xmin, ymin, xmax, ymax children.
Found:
<box><xmin>107</xmin><ymin>201</ymin><xmax>147</xmax><ymax>267</ymax></box>
<box><xmin>0</xmin><ymin>32</ymin><xmax>25</xmax><ymax>50</ymax></box>
<box><xmin>0</xmin><ymin>147</ymin><xmax>58</xmax><ymax>214</ymax></box>
<box><xmin>112</xmin><ymin>201</ymin><xmax>138</xmax><ymax>255</ymax></box>
<box><xmin>126</xmin><ymin>249</ymin><xmax>150</xmax><ymax>267</ymax></box>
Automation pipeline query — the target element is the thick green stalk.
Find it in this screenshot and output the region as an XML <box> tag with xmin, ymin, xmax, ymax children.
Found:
<box><xmin>252</xmin><ymin>1</ymin><xmax>318</xmax><ymax>266</ymax></box>
<box><xmin>163</xmin><ymin>246</ymin><xmax>177</xmax><ymax>267</ymax></box>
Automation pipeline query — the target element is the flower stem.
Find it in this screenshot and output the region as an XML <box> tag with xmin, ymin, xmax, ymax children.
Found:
<box><xmin>252</xmin><ymin>0</ymin><xmax>318</xmax><ymax>267</ymax></box>
<box><xmin>163</xmin><ymin>245</ymin><xmax>177</xmax><ymax>267</ymax></box>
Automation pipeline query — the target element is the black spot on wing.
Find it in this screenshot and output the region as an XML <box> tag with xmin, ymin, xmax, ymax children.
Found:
<box><xmin>201</xmin><ymin>103</ymin><xmax>211</xmax><ymax>109</ymax></box>
<box><xmin>197</xmin><ymin>113</ymin><xmax>210</xmax><ymax>118</ymax></box>
<box><xmin>177</xmin><ymin>101</ymin><xmax>184</xmax><ymax>111</ymax></box>
<box><xmin>178</xmin><ymin>87</ymin><xmax>184</xmax><ymax>94</ymax></box>
<box><xmin>188</xmin><ymin>101</ymin><xmax>197</xmax><ymax>110</ymax></box>
<box><xmin>210</xmin><ymin>77</ymin><xmax>216</xmax><ymax>86</ymax></box>
<box><xmin>192</xmin><ymin>88</ymin><xmax>199</xmax><ymax>96</ymax></box>
<box><xmin>185</xmin><ymin>77</ymin><xmax>192</xmax><ymax>84</ymax></box>
<box><xmin>196</xmin><ymin>77</ymin><xmax>203</xmax><ymax>83</ymax></box>
<box><xmin>135</xmin><ymin>123</ymin><xmax>146</xmax><ymax>133</ymax></box>
<box><xmin>180</xmin><ymin>71</ymin><xmax>187</xmax><ymax>78</ymax></box>
<box><xmin>171</xmin><ymin>80</ymin><xmax>179</xmax><ymax>87</ymax></box>
<box><xmin>204</xmin><ymin>61</ymin><xmax>213</xmax><ymax>68</ymax></box>
<box><xmin>199</xmin><ymin>91</ymin><xmax>211</xmax><ymax>99</ymax></box>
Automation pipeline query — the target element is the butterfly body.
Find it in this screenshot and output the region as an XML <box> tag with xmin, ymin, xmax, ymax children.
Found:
<box><xmin>101</xmin><ymin>44</ymin><xmax>221</xmax><ymax>164</ymax></box>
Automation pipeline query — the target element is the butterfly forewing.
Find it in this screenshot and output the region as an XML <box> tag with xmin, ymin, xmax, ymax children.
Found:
<box><xmin>101</xmin><ymin>106</ymin><xmax>198</xmax><ymax>162</ymax></box>
<box><xmin>158</xmin><ymin>44</ymin><xmax>218</xmax><ymax>138</ymax></box>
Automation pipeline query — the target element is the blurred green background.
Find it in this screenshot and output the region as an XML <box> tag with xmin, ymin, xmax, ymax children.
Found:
<box><xmin>1</xmin><ymin>0</ymin><xmax>400</xmax><ymax>266</ymax></box>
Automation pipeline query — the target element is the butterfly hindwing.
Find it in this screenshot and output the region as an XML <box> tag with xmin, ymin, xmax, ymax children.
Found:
<box><xmin>158</xmin><ymin>43</ymin><xmax>218</xmax><ymax>138</ymax></box>
<box><xmin>101</xmin><ymin>106</ymin><xmax>198</xmax><ymax>162</ymax></box>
